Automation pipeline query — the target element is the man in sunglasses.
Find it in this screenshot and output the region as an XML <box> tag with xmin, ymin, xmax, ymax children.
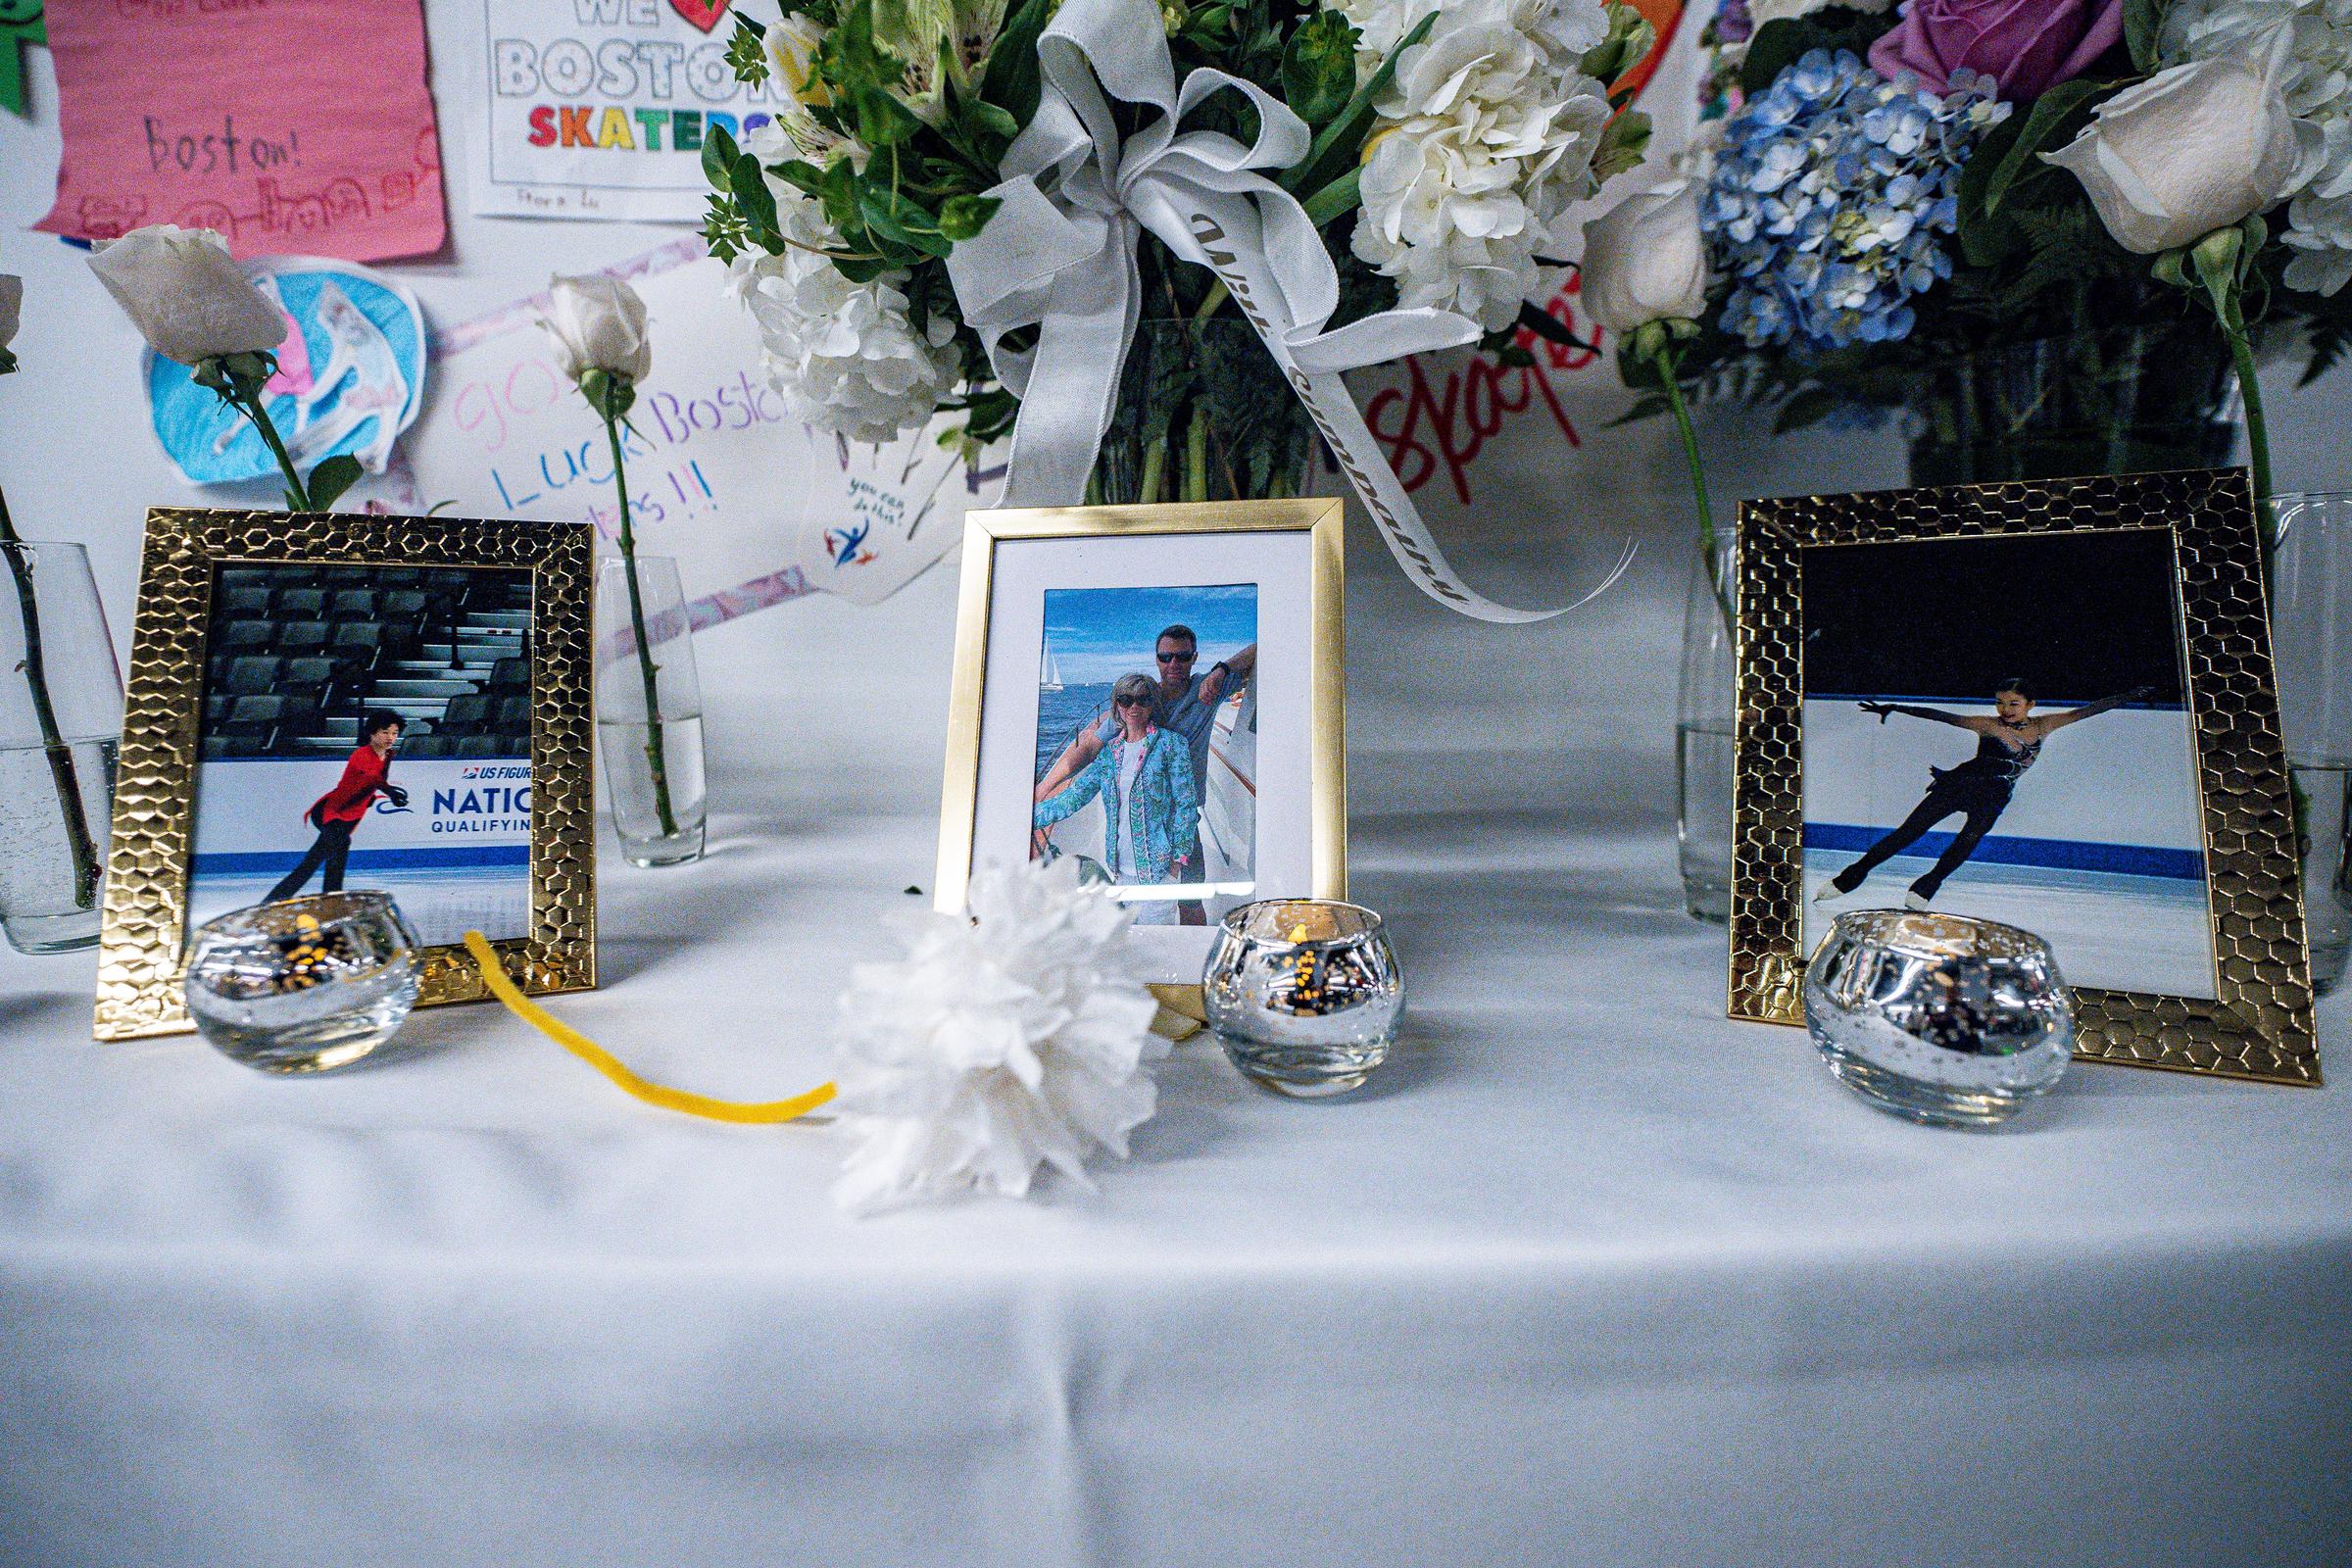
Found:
<box><xmin>1033</xmin><ymin>622</ymin><xmax>1256</xmax><ymax>925</ymax></box>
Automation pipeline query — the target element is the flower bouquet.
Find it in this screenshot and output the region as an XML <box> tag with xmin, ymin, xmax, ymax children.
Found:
<box><xmin>698</xmin><ymin>0</ymin><xmax>1657</xmax><ymax>618</ymax></box>
<box><xmin>1644</xmin><ymin>0</ymin><xmax>2352</xmax><ymax>504</ymax></box>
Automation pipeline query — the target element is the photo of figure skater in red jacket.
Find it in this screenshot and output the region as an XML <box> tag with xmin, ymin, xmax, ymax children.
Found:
<box><xmin>266</xmin><ymin>710</ymin><xmax>412</xmax><ymax>903</ymax></box>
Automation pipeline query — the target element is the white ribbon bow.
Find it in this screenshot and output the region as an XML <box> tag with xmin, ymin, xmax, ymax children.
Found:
<box><xmin>946</xmin><ymin>0</ymin><xmax>1631</xmax><ymax>622</ymax></box>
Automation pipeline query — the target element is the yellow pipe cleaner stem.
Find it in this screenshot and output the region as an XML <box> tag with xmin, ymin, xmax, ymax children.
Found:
<box><xmin>461</xmin><ymin>931</ymin><xmax>836</xmax><ymax>1124</ymax></box>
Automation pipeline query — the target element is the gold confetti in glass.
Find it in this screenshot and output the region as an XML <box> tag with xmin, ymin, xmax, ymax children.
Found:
<box><xmin>182</xmin><ymin>892</ymin><xmax>421</xmax><ymax>1074</ymax></box>
<box><xmin>1202</xmin><ymin>900</ymin><xmax>1403</xmax><ymax>1098</ymax></box>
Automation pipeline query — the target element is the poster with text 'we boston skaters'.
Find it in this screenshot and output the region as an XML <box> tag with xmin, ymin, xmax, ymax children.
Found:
<box><xmin>472</xmin><ymin>0</ymin><xmax>784</xmax><ymax>220</ymax></box>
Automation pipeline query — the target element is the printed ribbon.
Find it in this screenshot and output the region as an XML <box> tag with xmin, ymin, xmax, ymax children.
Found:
<box><xmin>462</xmin><ymin>931</ymin><xmax>836</xmax><ymax>1124</ymax></box>
<box><xmin>945</xmin><ymin>0</ymin><xmax>1633</xmax><ymax>622</ymax></box>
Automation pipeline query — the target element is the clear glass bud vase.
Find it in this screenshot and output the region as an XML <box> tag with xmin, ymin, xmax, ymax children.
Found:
<box><xmin>1677</xmin><ymin>541</ymin><xmax>1738</xmax><ymax>923</ymax></box>
<box><xmin>0</xmin><ymin>541</ymin><xmax>122</xmax><ymax>954</ymax></box>
<box><xmin>595</xmin><ymin>554</ymin><xmax>706</xmax><ymax>867</ymax></box>
<box><xmin>2267</xmin><ymin>494</ymin><xmax>2351</xmax><ymax>995</ymax></box>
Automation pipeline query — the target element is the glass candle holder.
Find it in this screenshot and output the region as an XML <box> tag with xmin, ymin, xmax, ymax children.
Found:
<box><xmin>1803</xmin><ymin>908</ymin><xmax>2075</xmax><ymax>1128</ymax></box>
<box><xmin>1202</xmin><ymin>900</ymin><xmax>1403</xmax><ymax>1099</ymax></box>
<box><xmin>183</xmin><ymin>892</ymin><xmax>422</xmax><ymax>1074</ymax></box>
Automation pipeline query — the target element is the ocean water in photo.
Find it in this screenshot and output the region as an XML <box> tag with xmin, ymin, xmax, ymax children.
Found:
<box><xmin>1035</xmin><ymin>682</ymin><xmax>1114</xmax><ymax>780</ymax></box>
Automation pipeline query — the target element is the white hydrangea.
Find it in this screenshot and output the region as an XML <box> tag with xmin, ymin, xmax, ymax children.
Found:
<box><xmin>725</xmin><ymin>185</ymin><xmax>960</xmax><ymax>444</ymax></box>
<box><xmin>2163</xmin><ymin>0</ymin><xmax>2352</xmax><ymax>296</ymax></box>
<box><xmin>1337</xmin><ymin>0</ymin><xmax>1619</xmax><ymax>330</ymax></box>
<box><xmin>830</xmin><ymin>857</ymin><xmax>1169</xmax><ymax>1214</ymax></box>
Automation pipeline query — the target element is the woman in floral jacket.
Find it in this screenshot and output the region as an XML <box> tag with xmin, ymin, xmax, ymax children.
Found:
<box><xmin>1034</xmin><ymin>672</ymin><xmax>1199</xmax><ymax>920</ymax></box>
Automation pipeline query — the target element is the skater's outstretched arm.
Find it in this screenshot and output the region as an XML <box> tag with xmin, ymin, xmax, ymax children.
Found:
<box><xmin>2040</xmin><ymin>684</ymin><xmax>2157</xmax><ymax>732</ymax></box>
<box><xmin>1857</xmin><ymin>701</ymin><xmax>1993</xmax><ymax>732</ymax></box>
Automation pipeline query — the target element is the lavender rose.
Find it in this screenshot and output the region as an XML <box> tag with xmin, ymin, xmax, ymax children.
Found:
<box><xmin>1868</xmin><ymin>0</ymin><xmax>2124</xmax><ymax>103</ymax></box>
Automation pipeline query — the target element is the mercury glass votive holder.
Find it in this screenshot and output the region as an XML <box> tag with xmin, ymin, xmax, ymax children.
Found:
<box><xmin>1202</xmin><ymin>899</ymin><xmax>1403</xmax><ymax>1099</ymax></box>
<box><xmin>183</xmin><ymin>892</ymin><xmax>422</xmax><ymax>1074</ymax></box>
<box><xmin>1803</xmin><ymin>908</ymin><xmax>2075</xmax><ymax>1128</ymax></box>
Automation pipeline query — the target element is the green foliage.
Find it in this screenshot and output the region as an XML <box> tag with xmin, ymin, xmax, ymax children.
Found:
<box><xmin>1280</xmin><ymin>9</ymin><xmax>1437</xmax><ymax>194</ymax></box>
<box><xmin>1282</xmin><ymin>11</ymin><xmax>1356</xmax><ymax>126</ymax></box>
<box><xmin>2121</xmin><ymin>0</ymin><xmax>2165</xmax><ymax>72</ymax></box>
<box><xmin>1582</xmin><ymin>0</ymin><xmax>1654</xmax><ymax>98</ymax></box>
<box><xmin>725</xmin><ymin>16</ymin><xmax>769</xmax><ymax>87</ymax></box>
<box><xmin>304</xmin><ymin>454</ymin><xmax>364</xmax><ymax>511</ymax></box>
<box><xmin>1739</xmin><ymin>6</ymin><xmax>1892</xmax><ymax>96</ymax></box>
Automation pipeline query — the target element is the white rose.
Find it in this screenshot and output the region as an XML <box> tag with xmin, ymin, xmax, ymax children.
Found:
<box><xmin>727</xmin><ymin>187</ymin><xmax>959</xmax><ymax>444</ymax></box>
<box><xmin>541</xmin><ymin>272</ymin><xmax>653</xmax><ymax>386</ymax></box>
<box><xmin>2043</xmin><ymin>57</ymin><xmax>2317</xmax><ymax>255</ymax></box>
<box><xmin>86</xmin><ymin>225</ymin><xmax>285</xmax><ymax>366</ymax></box>
<box><xmin>1578</xmin><ymin>179</ymin><xmax>1707</xmax><ymax>332</ymax></box>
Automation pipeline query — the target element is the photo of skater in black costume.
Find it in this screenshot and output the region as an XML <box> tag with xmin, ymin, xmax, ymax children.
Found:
<box><xmin>1813</xmin><ymin>679</ymin><xmax>2154</xmax><ymax>910</ymax></box>
<box><xmin>1799</xmin><ymin>528</ymin><xmax>2218</xmax><ymax>999</ymax></box>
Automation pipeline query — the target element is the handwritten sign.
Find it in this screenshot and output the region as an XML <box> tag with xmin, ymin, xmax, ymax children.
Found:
<box><xmin>382</xmin><ymin>241</ymin><xmax>979</xmax><ymax>629</ymax></box>
<box><xmin>471</xmin><ymin>0</ymin><xmax>783</xmax><ymax>221</ymax></box>
<box><xmin>33</xmin><ymin>0</ymin><xmax>446</xmax><ymax>262</ymax></box>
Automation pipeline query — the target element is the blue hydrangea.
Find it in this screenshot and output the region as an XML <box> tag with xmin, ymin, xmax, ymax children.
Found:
<box><xmin>1702</xmin><ymin>49</ymin><xmax>2009</xmax><ymax>352</ymax></box>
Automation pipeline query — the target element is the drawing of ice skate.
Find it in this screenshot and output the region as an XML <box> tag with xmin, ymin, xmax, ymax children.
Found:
<box><xmin>282</xmin><ymin>278</ymin><xmax>411</xmax><ymax>473</ymax></box>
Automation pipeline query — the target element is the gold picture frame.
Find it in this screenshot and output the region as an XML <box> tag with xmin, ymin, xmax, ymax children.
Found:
<box><xmin>1728</xmin><ymin>467</ymin><xmax>2317</xmax><ymax>1084</ymax></box>
<box><xmin>94</xmin><ymin>509</ymin><xmax>598</xmax><ymax>1041</ymax></box>
<box><xmin>935</xmin><ymin>497</ymin><xmax>1347</xmax><ymax>933</ymax></box>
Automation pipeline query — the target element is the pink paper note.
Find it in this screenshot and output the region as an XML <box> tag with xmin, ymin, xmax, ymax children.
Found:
<box><xmin>35</xmin><ymin>0</ymin><xmax>447</xmax><ymax>263</ymax></box>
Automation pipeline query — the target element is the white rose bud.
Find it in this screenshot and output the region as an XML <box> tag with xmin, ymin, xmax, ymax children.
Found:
<box><xmin>541</xmin><ymin>272</ymin><xmax>653</xmax><ymax>387</ymax></box>
<box><xmin>86</xmin><ymin>225</ymin><xmax>286</xmax><ymax>366</ymax></box>
<box><xmin>1579</xmin><ymin>179</ymin><xmax>1709</xmax><ymax>334</ymax></box>
<box><xmin>2043</xmin><ymin>57</ymin><xmax>2313</xmax><ymax>256</ymax></box>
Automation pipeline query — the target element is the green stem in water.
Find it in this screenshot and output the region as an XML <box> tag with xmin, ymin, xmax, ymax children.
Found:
<box><xmin>600</xmin><ymin>386</ymin><xmax>680</xmax><ymax>841</ymax></box>
<box><xmin>1644</xmin><ymin>329</ymin><xmax>1733</xmax><ymax>633</ymax></box>
<box><xmin>0</xmin><ymin>485</ymin><xmax>101</xmax><ymax>910</ymax></box>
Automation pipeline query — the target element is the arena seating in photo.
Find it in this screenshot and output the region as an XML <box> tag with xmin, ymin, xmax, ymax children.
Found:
<box><xmin>201</xmin><ymin>565</ymin><xmax>534</xmax><ymax>760</ymax></box>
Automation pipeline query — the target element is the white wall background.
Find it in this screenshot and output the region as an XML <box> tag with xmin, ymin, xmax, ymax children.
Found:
<box><xmin>4</xmin><ymin>6</ymin><xmax>2349</xmax><ymax>835</ymax></box>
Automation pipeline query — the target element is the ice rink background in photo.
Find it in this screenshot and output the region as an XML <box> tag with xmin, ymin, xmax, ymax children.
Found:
<box><xmin>185</xmin><ymin>758</ymin><xmax>532</xmax><ymax>949</ymax></box>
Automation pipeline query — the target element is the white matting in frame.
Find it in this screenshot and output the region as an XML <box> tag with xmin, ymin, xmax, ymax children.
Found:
<box><xmin>940</xmin><ymin>499</ymin><xmax>1346</xmax><ymax>985</ymax></box>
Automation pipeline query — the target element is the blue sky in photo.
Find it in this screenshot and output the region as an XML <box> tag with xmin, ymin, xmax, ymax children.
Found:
<box><xmin>1043</xmin><ymin>584</ymin><xmax>1256</xmax><ymax>686</ymax></box>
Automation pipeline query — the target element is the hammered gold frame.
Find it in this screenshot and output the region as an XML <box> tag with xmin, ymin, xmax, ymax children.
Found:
<box><xmin>1729</xmin><ymin>468</ymin><xmax>2318</xmax><ymax>1084</ymax></box>
<box><xmin>935</xmin><ymin>497</ymin><xmax>1347</xmax><ymax>915</ymax></box>
<box><xmin>94</xmin><ymin>510</ymin><xmax>597</xmax><ymax>1041</ymax></box>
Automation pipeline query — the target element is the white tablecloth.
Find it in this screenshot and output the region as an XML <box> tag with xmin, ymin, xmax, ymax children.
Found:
<box><xmin>4</xmin><ymin>794</ymin><xmax>2347</xmax><ymax>1568</ymax></box>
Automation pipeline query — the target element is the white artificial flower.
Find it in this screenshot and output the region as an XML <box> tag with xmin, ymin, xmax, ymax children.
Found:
<box><xmin>2042</xmin><ymin>54</ymin><xmax>2316</xmax><ymax>256</ymax></box>
<box><xmin>2163</xmin><ymin>0</ymin><xmax>2352</xmax><ymax>295</ymax></box>
<box><xmin>1338</xmin><ymin>0</ymin><xmax>1620</xmax><ymax>331</ymax></box>
<box><xmin>540</xmin><ymin>272</ymin><xmax>653</xmax><ymax>385</ymax></box>
<box><xmin>1578</xmin><ymin>177</ymin><xmax>1708</xmax><ymax>331</ymax></box>
<box><xmin>830</xmin><ymin>857</ymin><xmax>1170</xmax><ymax>1214</ymax></box>
<box><xmin>86</xmin><ymin>224</ymin><xmax>286</xmax><ymax>366</ymax></box>
<box><xmin>726</xmin><ymin>185</ymin><xmax>960</xmax><ymax>444</ymax></box>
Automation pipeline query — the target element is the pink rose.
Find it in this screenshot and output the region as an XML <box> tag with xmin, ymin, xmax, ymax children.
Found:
<box><xmin>1868</xmin><ymin>0</ymin><xmax>2124</xmax><ymax>103</ymax></box>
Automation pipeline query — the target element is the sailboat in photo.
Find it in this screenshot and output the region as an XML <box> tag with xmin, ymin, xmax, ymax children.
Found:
<box><xmin>1039</xmin><ymin>640</ymin><xmax>1063</xmax><ymax>693</ymax></box>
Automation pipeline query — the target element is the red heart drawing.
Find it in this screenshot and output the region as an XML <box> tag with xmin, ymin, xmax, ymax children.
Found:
<box><xmin>669</xmin><ymin>0</ymin><xmax>730</xmax><ymax>32</ymax></box>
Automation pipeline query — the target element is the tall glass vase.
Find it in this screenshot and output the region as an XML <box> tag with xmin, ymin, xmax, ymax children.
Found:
<box><xmin>1089</xmin><ymin>318</ymin><xmax>1319</xmax><ymax>504</ymax></box>
<box><xmin>1677</xmin><ymin>541</ymin><xmax>1738</xmax><ymax>923</ymax></box>
<box><xmin>595</xmin><ymin>554</ymin><xmax>706</xmax><ymax>867</ymax></box>
<box><xmin>1904</xmin><ymin>320</ymin><xmax>2238</xmax><ymax>486</ymax></box>
<box><xmin>0</xmin><ymin>541</ymin><xmax>121</xmax><ymax>954</ymax></box>
<box><xmin>2266</xmin><ymin>493</ymin><xmax>2351</xmax><ymax>995</ymax></box>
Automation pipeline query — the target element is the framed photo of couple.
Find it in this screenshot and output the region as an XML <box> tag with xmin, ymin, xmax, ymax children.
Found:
<box><xmin>936</xmin><ymin>498</ymin><xmax>1345</xmax><ymax>982</ymax></box>
<box><xmin>1729</xmin><ymin>467</ymin><xmax>2319</xmax><ymax>1085</ymax></box>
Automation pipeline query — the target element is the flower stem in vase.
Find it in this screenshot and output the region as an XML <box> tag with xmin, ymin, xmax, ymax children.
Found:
<box><xmin>0</xmin><ymin>487</ymin><xmax>100</xmax><ymax>909</ymax></box>
<box><xmin>599</xmin><ymin>385</ymin><xmax>679</xmax><ymax>840</ymax></box>
<box><xmin>1641</xmin><ymin>324</ymin><xmax>1733</xmax><ymax>633</ymax></box>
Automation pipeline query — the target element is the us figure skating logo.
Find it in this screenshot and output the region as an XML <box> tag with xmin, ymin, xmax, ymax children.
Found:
<box><xmin>461</xmin><ymin>763</ymin><xmax>530</xmax><ymax>780</ymax></box>
<box><xmin>825</xmin><ymin>522</ymin><xmax>875</xmax><ymax>568</ymax></box>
